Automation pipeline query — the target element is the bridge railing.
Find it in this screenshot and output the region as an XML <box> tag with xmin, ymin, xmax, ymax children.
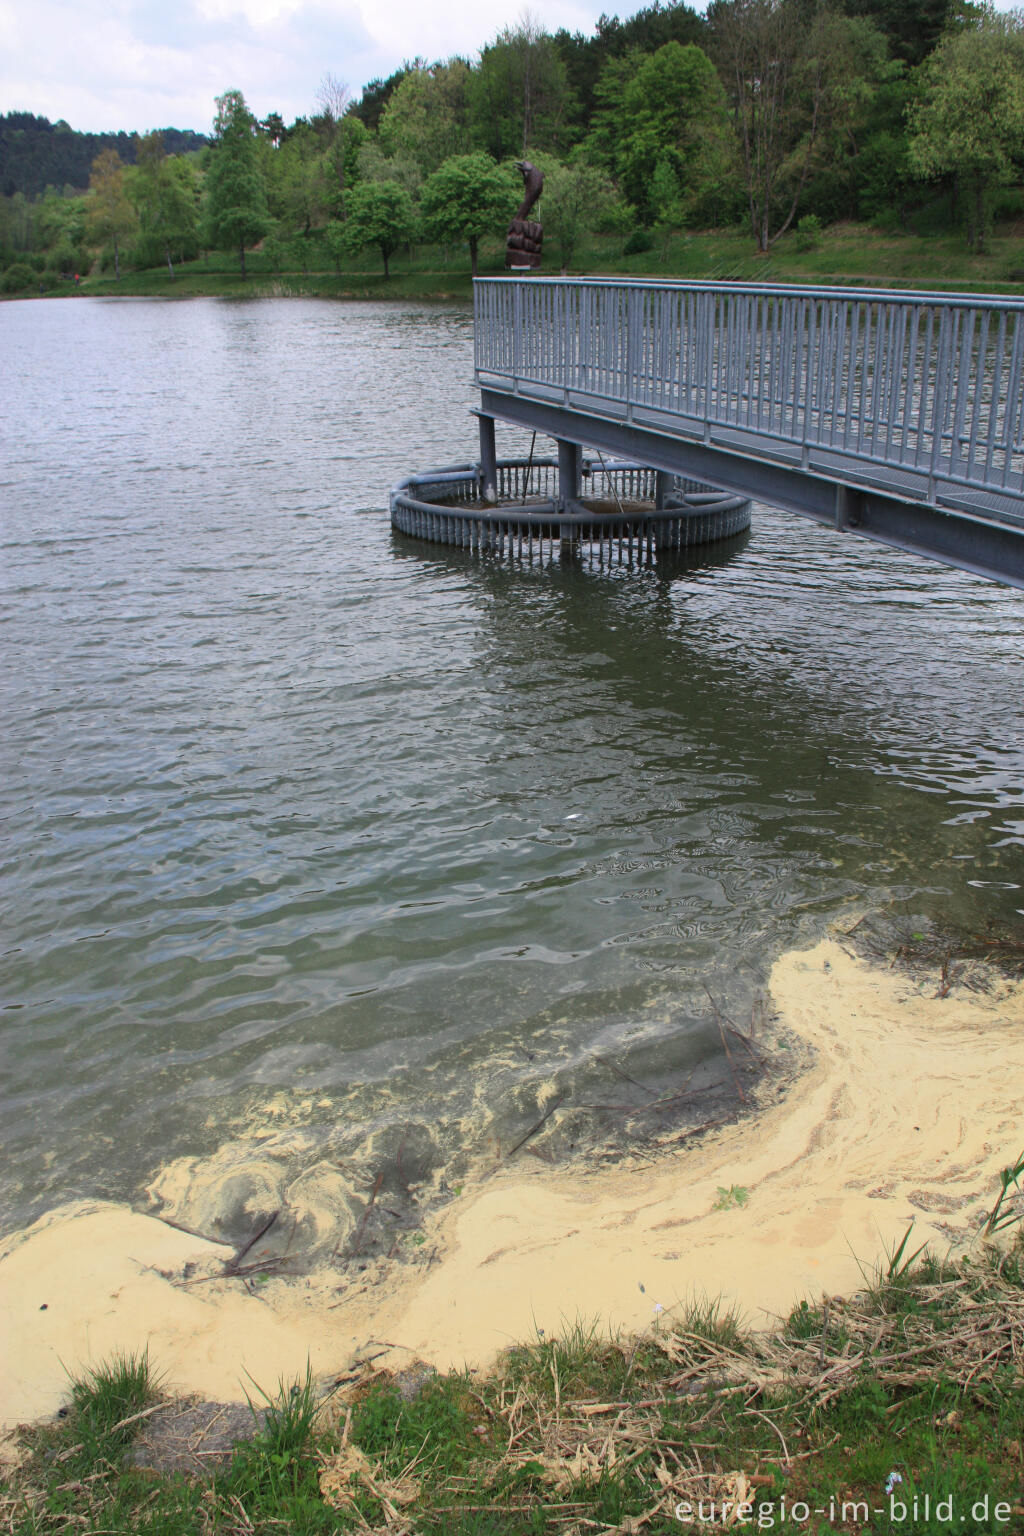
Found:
<box><xmin>474</xmin><ymin>278</ymin><xmax>1024</xmax><ymax>525</ymax></box>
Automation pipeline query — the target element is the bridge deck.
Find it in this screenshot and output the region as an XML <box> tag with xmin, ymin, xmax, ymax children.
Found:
<box><xmin>474</xmin><ymin>278</ymin><xmax>1024</xmax><ymax>588</ymax></box>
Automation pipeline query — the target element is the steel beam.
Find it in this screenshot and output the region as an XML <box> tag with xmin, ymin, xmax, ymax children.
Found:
<box><xmin>480</xmin><ymin>386</ymin><xmax>1024</xmax><ymax>590</ymax></box>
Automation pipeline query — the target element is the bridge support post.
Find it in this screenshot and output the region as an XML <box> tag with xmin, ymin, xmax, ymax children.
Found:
<box><xmin>478</xmin><ymin>413</ymin><xmax>498</xmax><ymax>504</ymax></box>
<box><xmin>557</xmin><ymin>438</ymin><xmax>582</xmax><ymax>508</ymax></box>
<box><xmin>557</xmin><ymin>438</ymin><xmax>583</xmax><ymax>557</ymax></box>
<box><xmin>655</xmin><ymin>471</ymin><xmax>675</xmax><ymax>510</ymax></box>
<box><xmin>835</xmin><ymin>484</ymin><xmax>862</xmax><ymax>531</ymax></box>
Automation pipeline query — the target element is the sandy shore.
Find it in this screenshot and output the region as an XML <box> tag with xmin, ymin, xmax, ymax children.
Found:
<box><xmin>3</xmin><ymin>935</ymin><xmax>1023</xmax><ymax>1432</ymax></box>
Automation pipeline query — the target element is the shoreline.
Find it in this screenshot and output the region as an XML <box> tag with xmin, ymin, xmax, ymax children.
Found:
<box><xmin>3</xmin><ymin>933</ymin><xmax>1023</xmax><ymax>1434</ymax></box>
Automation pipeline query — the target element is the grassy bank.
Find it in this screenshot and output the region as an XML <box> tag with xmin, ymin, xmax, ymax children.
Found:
<box><xmin>3</xmin><ymin>1218</ymin><xmax>1023</xmax><ymax>1535</ymax></box>
<box><xmin>18</xmin><ymin>221</ymin><xmax>1024</xmax><ymax>303</ymax></box>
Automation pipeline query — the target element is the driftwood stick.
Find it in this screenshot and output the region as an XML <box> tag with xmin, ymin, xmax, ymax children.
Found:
<box><xmin>593</xmin><ymin>1054</ymin><xmax>658</xmax><ymax>1098</ymax></box>
<box><xmin>224</xmin><ymin>1210</ymin><xmax>279</xmax><ymax>1275</ymax></box>
<box><xmin>506</xmin><ymin>1095</ymin><xmax>565</xmax><ymax>1158</ymax></box>
<box><xmin>351</xmin><ymin>1172</ymin><xmax>385</xmax><ymax>1257</ymax></box>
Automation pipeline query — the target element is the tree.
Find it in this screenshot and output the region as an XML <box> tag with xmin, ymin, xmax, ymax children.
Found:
<box><xmin>553</xmin><ymin>2</ymin><xmax>708</xmax><ymax>129</ymax></box>
<box><xmin>264</xmin><ymin>121</ymin><xmax>331</xmax><ymax>236</ymax></box>
<box><xmin>534</xmin><ymin>156</ymin><xmax>621</xmax><ymax>269</ymax></box>
<box><xmin>87</xmin><ymin>148</ymin><xmax>135</xmax><ymax>280</ymax></box>
<box><xmin>379</xmin><ymin>61</ymin><xmax>472</xmax><ymax>176</ymax></box>
<box><xmin>842</xmin><ymin>0</ymin><xmax>980</xmax><ymax>69</ymax></box>
<box><xmin>589</xmin><ymin>41</ymin><xmax>735</xmax><ymax>223</ymax></box>
<box><xmin>132</xmin><ymin>132</ymin><xmax>199</xmax><ymax>278</ymax></box>
<box><xmin>468</xmin><ymin>14</ymin><xmax>573</xmax><ymax>159</ymax></box>
<box><xmin>203</xmin><ymin>89</ymin><xmax>269</xmax><ymax>277</ymax></box>
<box><xmin>419</xmin><ymin>153</ymin><xmax>517</xmax><ymax>276</ymax></box>
<box><xmin>329</xmin><ymin>180</ymin><xmax>416</xmax><ymax>277</ymax></box>
<box><xmin>908</xmin><ymin>11</ymin><xmax>1024</xmax><ymax>251</ymax></box>
<box><xmin>708</xmin><ymin>0</ymin><xmax>890</xmax><ymax>250</ymax></box>
<box><xmin>351</xmin><ymin>66</ymin><xmax>412</xmax><ymax>130</ymax></box>
<box><xmin>311</xmin><ymin>73</ymin><xmax>368</xmax><ymax>212</ymax></box>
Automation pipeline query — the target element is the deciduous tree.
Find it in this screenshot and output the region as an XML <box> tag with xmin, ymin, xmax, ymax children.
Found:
<box><xmin>908</xmin><ymin>10</ymin><xmax>1024</xmax><ymax>251</ymax></box>
<box><xmin>419</xmin><ymin>152</ymin><xmax>517</xmax><ymax>275</ymax></box>
<box><xmin>132</xmin><ymin>132</ymin><xmax>199</xmax><ymax>278</ymax></box>
<box><xmin>379</xmin><ymin>61</ymin><xmax>472</xmax><ymax>176</ymax></box>
<box><xmin>468</xmin><ymin>14</ymin><xmax>573</xmax><ymax>159</ymax></box>
<box><xmin>709</xmin><ymin>0</ymin><xmax>889</xmax><ymax>250</ymax></box>
<box><xmin>203</xmin><ymin>89</ymin><xmax>269</xmax><ymax>277</ymax></box>
<box><xmin>87</xmin><ymin>148</ymin><xmax>135</xmax><ymax>280</ymax></box>
<box><xmin>589</xmin><ymin>41</ymin><xmax>735</xmax><ymax>223</ymax></box>
<box><xmin>329</xmin><ymin>180</ymin><xmax>416</xmax><ymax>277</ymax></box>
<box><xmin>533</xmin><ymin>156</ymin><xmax>621</xmax><ymax>269</ymax></box>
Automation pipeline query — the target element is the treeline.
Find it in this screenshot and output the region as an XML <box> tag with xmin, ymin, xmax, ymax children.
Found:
<box><xmin>4</xmin><ymin>0</ymin><xmax>1024</xmax><ymax>295</ymax></box>
<box><xmin>0</xmin><ymin>113</ymin><xmax>208</xmax><ymax>197</ymax></box>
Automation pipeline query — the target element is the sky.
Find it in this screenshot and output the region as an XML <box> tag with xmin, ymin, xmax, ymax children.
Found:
<box><xmin>0</xmin><ymin>0</ymin><xmax>634</xmax><ymax>136</ymax></box>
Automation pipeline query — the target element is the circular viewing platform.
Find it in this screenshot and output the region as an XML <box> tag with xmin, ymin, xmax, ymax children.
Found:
<box><xmin>390</xmin><ymin>457</ymin><xmax>751</xmax><ymax>564</ymax></box>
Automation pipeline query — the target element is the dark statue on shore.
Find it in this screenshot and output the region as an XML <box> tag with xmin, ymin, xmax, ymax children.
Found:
<box><xmin>505</xmin><ymin>161</ymin><xmax>543</xmax><ymax>270</ymax></box>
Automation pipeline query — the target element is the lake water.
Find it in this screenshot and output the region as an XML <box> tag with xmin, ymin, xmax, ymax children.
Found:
<box><xmin>3</xmin><ymin>296</ymin><xmax>1023</xmax><ymax>1249</ymax></box>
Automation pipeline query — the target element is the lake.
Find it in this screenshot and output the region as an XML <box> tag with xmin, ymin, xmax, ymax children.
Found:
<box><xmin>3</xmin><ymin>295</ymin><xmax>1023</xmax><ymax>1249</ymax></box>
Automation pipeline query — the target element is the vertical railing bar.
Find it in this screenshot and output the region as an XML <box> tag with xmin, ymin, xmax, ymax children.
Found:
<box><xmin>931</xmin><ymin>308</ymin><xmax>955</xmax><ymax>480</ymax></box>
<box><xmin>835</xmin><ymin>297</ymin><xmax>853</xmax><ymax>445</ymax></box>
<box><xmin>984</xmin><ymin>312</ymin><xmax>1007</xmax><ymax>480</ymax></box>
<box><xmin>867</xmin><ymin>301</ymin><xmax>883</xmax><ymax>451</ymax></box>
<box><xmin>950</xmin><ymin>307</ymin><xmax>975</xmax><ymax>478</ymax></box>
<box><xmin>999</xmin><ymin>313</ymin><xmax>1024</xmax><ymax>486</ymax></box>
<box><xmin>967</xmin><ymin>311</ymin><xmax>990</xmax><ymax>480</ymax></box>
<box><xmin>1004</xmin><ymin>312</ymin><xmax>1024</xmax><ymax>488</ymax></box>
<box><xmin>802</xmin><ymin>298</ymin><xmax>817</xmax><ymax>448</ymax></box>
<box><xmin>884</xmin><ymin>305</ymin><xmax>905</xmax><ymax>462</ymax></box>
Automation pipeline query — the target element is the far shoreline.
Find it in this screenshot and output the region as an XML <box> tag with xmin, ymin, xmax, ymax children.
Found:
<box><xmin>7</xmin><ymin>220</ymin><xmax>1024</xmax><ymax>305</ymax></box>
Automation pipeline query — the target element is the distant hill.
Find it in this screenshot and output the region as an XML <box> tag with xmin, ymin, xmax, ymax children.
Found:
<box><xmin>0</xmin><ymin>113</ymin><xmax>208</xmax><ymax>197</ymax></box>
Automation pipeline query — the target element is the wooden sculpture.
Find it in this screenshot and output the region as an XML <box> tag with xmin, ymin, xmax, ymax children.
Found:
<box><xmin>505</xmin><ymin>161</ymin><xmax>544</xmax><ymax>270</ymax></box>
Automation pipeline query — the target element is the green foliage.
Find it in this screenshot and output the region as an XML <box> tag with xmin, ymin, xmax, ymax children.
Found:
<box><xmin>909</xmin><ymin>11</ymin><xmax>1024</xmax><ymax>251</ymax></box>
<box><xmin>534</xmin><ymin>155</ymin><xmax>622</xmax><ymax>269</ymax></box>
<box><xmin>329</xmin><ymin>180</ymin><xmax>416</xmax><ymax>278</ymax></box>
<box><xmin>350</xmin><ymin>1374</ymin><xmax>479</xmax><ymax>1476</ymax></box>
<box><xmin>708</xmin><ymin>0</ymin><xmax>892</xmax><ymax>248</ymax></box>
<box><xmin>379</xmin><ymin>61</ymin><xmax>473</xmax><ymax>176</ymax></box>
<box><xmin>420</xmin><ymin>152</ymin><xmax>517</xmax><ymax>275</ymax></box>
<box><xmin>983</xmin><ymin>1150</ymin><xmax>1024</xmax><ymax>1235</ymax></box>
<box><xmin>86</xmin><ymin>149</ymin><xmax>135</xmax><ymax>279</ymax></box>
<box><xmin>591</xmin><ymin>41</ymin><xmax>735</xmax><ymax>224</ymax></box>
<box><xmin>203</xmin><ymin>89</ymin><xmax>270</xmax><ymax>276</ymax></box>
<box><xmin>131</xmin><ymin>132</ymin><xmax>200</xmax><ymax>277</ymax></box>
<box><xmin>794</xmin><ymin>213</ymin><xmax>824</xmax><ymax>250</ymax></box>
<box><xmin>468</xmin><ymin>16</ymin><xmax>573</xmax><ymax>160</ymax></box>
<box><xmin>227</xmin><ymin>1367</ymin><xmax>319</xmax><ymax>1500</ymax></box>
<box><xmin>67</xmin><ymin>1350</ymin><xmax>158</xmax><ymax>1468</ymax></box>
<box><xmin>623</xmin><ymin>225</ymin><xmax>653</xmax><ymax>254</ymax></box>
<box><xmin>2</xmin><ymin>260</ymin><xmax>36</xmax><ymax>291</ymax></box>
<box><xmin>0</xmin><ymin>111</ymin><xmax>206</xmax><ymax>198</ymax></box>
<box><xmin>713</xmin><ymin>1182</ymin><xmax>749</xmax><ymax>1209</ymax></box>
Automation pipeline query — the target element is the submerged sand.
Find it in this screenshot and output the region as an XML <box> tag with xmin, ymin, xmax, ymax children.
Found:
<box><xmin>3</xmin><ymin>936</ymin><xmax>1023</xmax><ymax>1432</ymax></box>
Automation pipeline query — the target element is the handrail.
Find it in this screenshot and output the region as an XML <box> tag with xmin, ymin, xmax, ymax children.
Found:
<box><xmin>475</xmin><ymin>275</ymin><xmax>1024</xmax><ymax>312</ymax></box>
<box><xmin>473</xmin><ymin>278</ymin><xmax>1024</xmax><ymax>525</ymax></box>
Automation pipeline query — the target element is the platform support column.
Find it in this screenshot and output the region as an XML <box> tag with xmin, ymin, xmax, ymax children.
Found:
<box><xmin>655</xmin><ymin>471</ymin><xmax>675</xmax><ymax>510</ymax></box>
<box><xmin>478</xmin><ymin>413</ymin><xmax>498</xmax><ymax>504</ymax></box>
<box><xmin>557</xmin><ymin>438</ymin><xmax>582</xmax><ymax>558</ymax></box>
<box><xmin>557</xmin><ymin>438</ymin><xmax>582</xmax><ymax>508</ymax></box>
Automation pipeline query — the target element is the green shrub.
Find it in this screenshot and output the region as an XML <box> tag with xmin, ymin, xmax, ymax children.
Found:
<box><xmin>794</xmin><ymin>214</ymin><xmax>823</xmax><ymax>252</ymax></box>
<box><xmin>623</xmin><ymin>227</ymin><xmax>654</xmax><ymax>255</ymax></box>
<box><xmin>2</xmin><ymin>262</ymin><xmax>35</xmax><ymax>293</ymax></box>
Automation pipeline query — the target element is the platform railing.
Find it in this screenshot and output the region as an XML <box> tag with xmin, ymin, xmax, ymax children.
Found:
<box><xmin>474</xmin><ymin>278</ymin><xmax>1024</xmax><ymax>526</ymax></box>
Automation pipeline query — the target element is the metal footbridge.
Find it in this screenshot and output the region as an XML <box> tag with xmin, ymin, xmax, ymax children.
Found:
<box><xmin>473</xmin><ymin>277</ymin><xmax>1024</xmax><ymax>588</ymax></box>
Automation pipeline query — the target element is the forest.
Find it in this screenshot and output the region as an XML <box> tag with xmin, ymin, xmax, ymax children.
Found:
<box><xmin>3</xmin><ymin>0</ymin><xmax>1024</xmax><ymax>295</ymax></box>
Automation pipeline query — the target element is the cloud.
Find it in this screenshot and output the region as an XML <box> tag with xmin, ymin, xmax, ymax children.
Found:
<box><xmin>1</xmin><ymin>0</ymin><xmax>604</xmax><ymax>133</ymax></box>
